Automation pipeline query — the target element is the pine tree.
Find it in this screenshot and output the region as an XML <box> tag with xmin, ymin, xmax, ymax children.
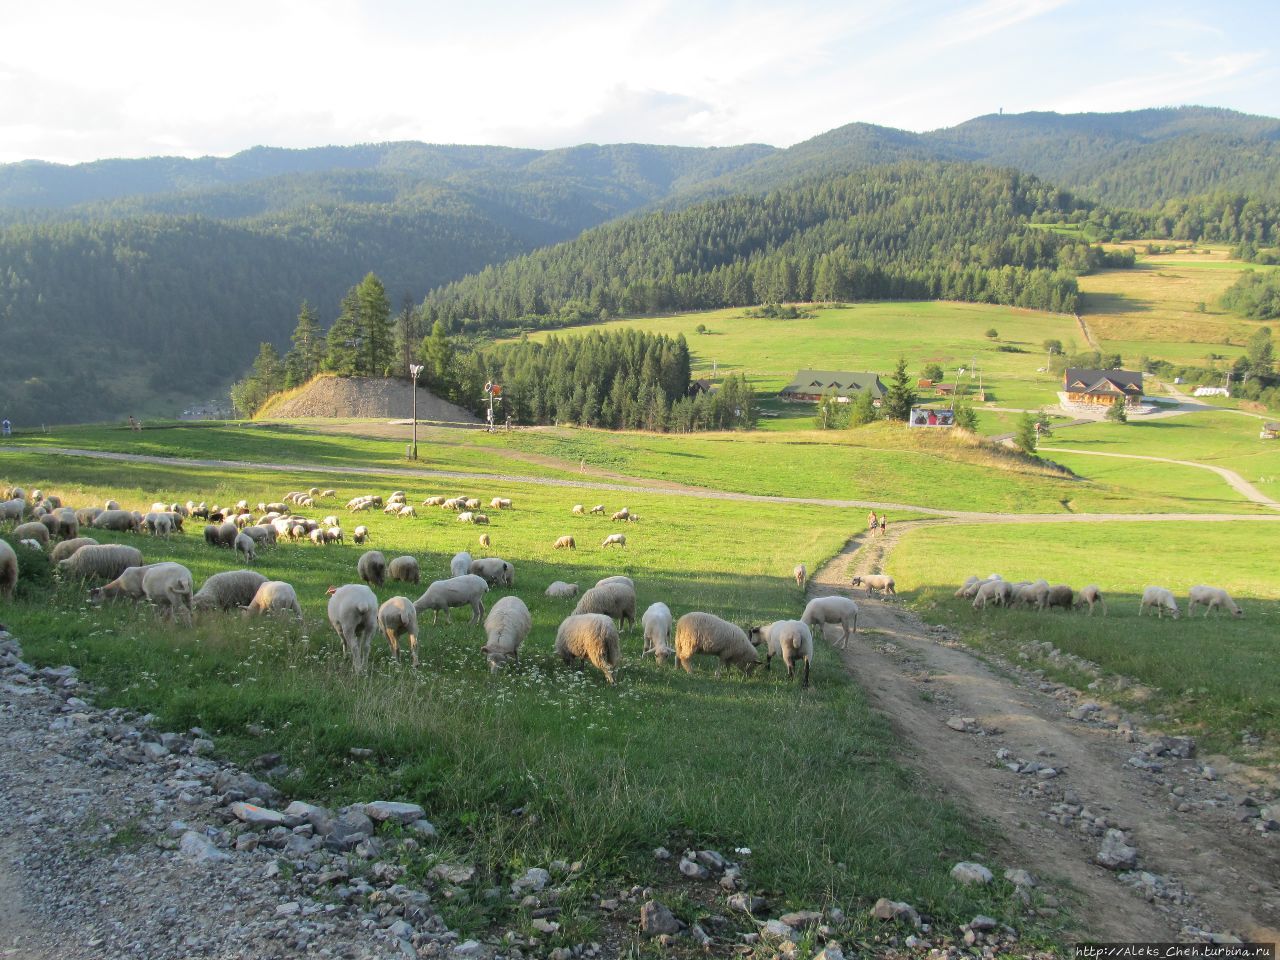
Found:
<box><xmin>883</xmin><ymin>357</ymin><xmax>918</xmax><ymax>421</ymax></box>
<box><xmin>284</xmin><ymin>301</ymin><xmax>323</xmax><ymax>388</ymax></box>
<box><xmin>419</xmin><ymin>320</ymin><xmax>454</xmax><ymax>394</ymax></box>
<box><xmin>326</xmin><ymin>290</ymin><xmax>362</xmax><ymax>376</ymax></box>
<box><xmin>1015</xmin><ymin>412</ymin><xmax>1039</xmax><ymax>454</ymax></box>
<box><xmin>357</xmin><ymin>273</ymin><xmax>392</xmax><ymax>376</ymax></box>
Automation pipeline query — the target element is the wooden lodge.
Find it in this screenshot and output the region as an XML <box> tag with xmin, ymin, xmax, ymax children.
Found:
<box><xmin>1063</xmin><ymin>368</ymin><xmax>1144</xmax><ymax>407</ymax></box>
<box><xmin>779</xmin><ymin>370</ymin><xmax>886</xmax><ymax>403</ymax></box>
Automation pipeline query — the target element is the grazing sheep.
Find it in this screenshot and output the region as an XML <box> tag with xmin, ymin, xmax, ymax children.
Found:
<box><xmin>573</xmin><ymin>581</ymin><xmax>636</xmax><ymax>632</ymax></box>
<box><xmin>378</xmin><ymin>596</ymin><xmax>420</xmax><ymax>666</ymax></box>
<box><xmin>800</xmin><ymin>596</ymin><xmax>860</xmax><ymax>648</ymax></box>
<box><xmin>482</xmin><ymin>596</ymin><xmax>532</xmax><ymax>673</ymax></box>
<box><xmin>388</xmin><ymin>555</ymin><xmax>420</xmax><ymax>585</ymax></box>
<box><xmin>1044</xmin><ymin>584</ymin><xmax>1074</xmax><ymax>612</ymax></box>
<box><xmin>215</xmin><ymin>521</ymin><xmax>239</xmax><ymax>547</ymax></box>
<box><xmin>309</xmin><ymin>528</ymin><xmax>326</xmax><ymax>546</ymax></box>
<box><xmin>242</xmin><ymin>581</ymin><xmax>302</xmax><ymax>620</ymax></box>
<box><xmin>327</xmin><ymin>584</ymin><xmax>380</xmax><ymax>672</ymax></box>
<box><xmin>0</xmin><ymin>498</ymin><xmax>27</xmax><ymax>523</ymax></box>
<box><xmin>469</xmin><ymin>557</ymin><xmax>514</xmax><ymax>587</ymax></box>
<box><xmin>572</xmin><ymin>504</ymin><xmax>585</xmax><ymax>515</ymax></box>
<box><xmin>545</xmin><ymin>580</ymin><xmax>579</xmax><ymax>599</ymax></box>
<box><xmin>641</xmin><ymin>602</ymin><xmax>674</xmax><ymax>664</ymax></box>
<box><xmin>103</xmin><ymin>499</ymin><xmax>121</xmax><ymax>511</ymax></box>
<box><xmin>52</xmin><ymin>508</ymin><xmax>79</xmax><ymax>540</ymax></box>
<box><xmin>0</xmin><ymin>539</ymin><xmax>16</xmax><ymax>600</ymax></box>
<box><xmin>611</xmin><ymin>508</ymin><xmax>630</xmax><ymax>521</ymax></box>
<box><xmin>601</xmin><ymin>533</ymin><xmax>626</xmax><ymax>549</ymax></box>
<box><xmin>1139</xmin><ymin>586</ymin><xmax>1180</xmax><ymax>620</ymax></box>
<box><xmin>458</xmin><ymin>511</ymin><xmax>489</xmax><ymax>524</ymax></box>
<box><xmin>413</xmin><ymin>574</ymin><xmax>489</xmax><ymax>625</ymax></box>
<box><xmin>91</xmin><ymin>562</ymin><xmax>193</xmax><ymax>624</ymax></box>
<box><xmin>1075</xmin><ymin>584</ymin><xmax>1107</xmax><ymax>616</ymax></box>
<box><xmin>794</xmin><ymin>563</ymin><xmax>806</xmax><ymax>589</ymax></box>
<box><xmin>954</xmin><ymin>575</ymin><xmax>981</xmax><ymax>598</ymax></box>
<box><xmin>851</xmin><ymin>574</ymin><xmax>896</xmax><ymax>597</ymax></box>
<box><xmin>1187</xmin><ymin>585</ymin><xmax>1243</xmax><ymax>618</ymax></box>
<box><xmin>203</xmin><ymin>524</ymin><xmax>220</xmax><ymax>547</ymax></box>
<box><xmin>358</xmin><ymin>550</ymin><xmax>387</xmax><ymax>587</ymax></box>
<box><xmin>749</xmin><ymin>619</ymin><xmax>815</xmax><ymax>687</ymax></box>
<box><xmin>57</xmin><ymin>543</ymin><xmax>144</xmax><ymax>582</ymax></box>
<box><xmin>37</xmin><ymin>514</ymin><xmax>59</xmax><ymax>539</ymax></box>
<box><xmin>450</xmin><ymin>551</ymin><xmax>473</xmax><ymax>577</ymax></box>
<box><xmin>324</xmin><ymin>526</ymin><xmax>343</xmax><ymax>545</ymax></box>
<box><xmin>241</xmin><ymin>525</ymin><xmax>277</xmax><ymax>546</ymax></box>
<box><xmin>595</xmin><ymin>575</ymin><xmax>634</xmax><ymax>591</ymax></box>
<box><xmin>352</xmin><ymin>525</ymin><xmax>369</xmax><ymax>545</ymax></box>
<box><xmin>464</xmin><ymin>498</ymin><xmax>482</xmax><ymax>511</ymax></box>
<box><xmin>972</xmin><ymin>579</ymin><xmax>1013</xmax><ymax>611</ymax></box>
<box><xmin>49</xmin><ymin>537</ymin><xmax>98</xmax><ymax>563</ymax></box>
<box><xmin>553</xmin><ymin>535</ymin><xmax>576</xmax><ymax>550</ymax></box>
<box><xmin>11</xmin><ymin>522</ymin><xmax>49</xmax><ymax>547</ymax></box>
<box><xmin>234</xmin><ymin>532</ymin><xmax>257</xmax><ymax>563</ymax></box>
<box><xmin>675</xmin><ymin>612</ymin><xmax>760</xmax><ymax>677</ymax></box>
<box><xmin>478</xmin><ymin>533</ymin><xmax>491</xmax><ymax>548</ymax></box>
<box><xmin>490</xmin><ymin>497</ymin><xmax>512</xmax><ymax>510</ymax></box>
<box><xmin>397</xmin><ymin>505</ymin><xmax>416</xmax><ymax>519</ymax></box>
<box><xmin>143</xmin><ymin>512</ymin><xmax>174</xmax><ymax>537</ymax></box>
<box><xmin>192</xmin><ymin>569</ymin><xmax>270</xmax><ymax>613</ymax></box>
<box><xmin>76</xmin><ymin>507</ymin><xmax>102</xmax><ymax>527</ymax></box>
<box><xmin>589</xmin><ymin>504</ymin><xmax>605</xmax><ymax>515</ymax></box>
<box><xmin>555</xmin><ymin>613</ymin><xmax>621</xmax><ymax>684</ymax></box>
<box><xmin>423</xmin><ymin>496</ymin><xmax>447</xmax><ymax>507</ymax></box>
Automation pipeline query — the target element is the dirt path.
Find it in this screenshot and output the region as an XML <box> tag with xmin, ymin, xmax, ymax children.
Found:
<box><xmin>6</xmin><ymin>446</ymin><xmax>1279</xmax><ymax>526</ymax></box>
<box><xmin>810</xmin><ymin>538</ymin><xmax>1280</xmax><ymax>943</ymax></box>
<box><xmin>0</xmin><ymin>833</ymin><xmax>48</xmax><ymax>960</ymax></box>
<box><xmin>1074</xmin><ymin>312</ymin><xmax>1101</xmax><ymax>352</ymax></box>
<box><xmin>1039</xmin><ymin>446</ymin><xmax>1280</xmax><ymax>512</ymax></box>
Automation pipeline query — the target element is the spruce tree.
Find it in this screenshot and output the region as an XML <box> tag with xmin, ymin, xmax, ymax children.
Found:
<box><xmin>284</xmin><ymin>301</ymin><xmax>323</xmax><ymax>387</ymax></box>
<box><xmin>357</xmin><ymin>273</ymin><xmax>392</xmax><ymax>376</ymax></box>
<box><xmin>326</xmin><ymin>290</ymin><xmax>362</xmax><ymax>376</ymax></box>
<box><xmin>883</xmin><ymin>357</ymin><xmax>918</xmax><ymax>421</ymax></box>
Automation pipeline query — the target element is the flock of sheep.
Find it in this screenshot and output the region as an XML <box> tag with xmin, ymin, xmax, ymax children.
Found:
<box><xmin>954</xmin><ymin>574</ymin><xmax>1243</xmax><ymax>619</ymax></box>
<box><xmin>0</xmin><ymin>484</ymin><xmax>843</xmax><ymax>689</ymax></box>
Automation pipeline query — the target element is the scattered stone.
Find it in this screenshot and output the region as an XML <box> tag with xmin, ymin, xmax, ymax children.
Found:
<box><xmin>177</xmin><ymin>830</ymin><xmax>230</xmax><ymax>864</ymax></box>
<box><xmin>142</xmin><ymin>741</ymin><xmax>170</xmax><ymax>762</ymax></box>
<box><xmin>1003</xmin><ymin>869</ymin><xmax>1036</xmax><ymax>888</ymax></box>
<box><xmin>531</xmin><ymin>918</ymin><xmax>559</xmax><ymax>934</ymax></box>
<box><xmin>318</xmin><ymin>810</ymin><xmax>374</xmax><ymax>851</ymax></box>
<box><xmin>190</xmin><ymin>738</ymin><xmax>215</xmax><ymax>756</ymax></box>
<box><xmin>679</xmin><ymin>857</ymin><xmax>711</xmax><ymax>880</ymax></box>
<box><xmin>968</xmin><ymin>915</ymin><xmax>997</xmax><ymax>931</ymax></box>
<box><xmin>653</xmin><ymin>846</ymin><xmax>671</xmax><ymax>860</ymax></box>
<box><xmin>760</xmin><ymin>919</ymin><xmax>795</xmax><ymax>942</ymax></box>
<box><xmin>728</xmin><ymin>893</ymin><xmax>766</xmax><ymax>914</ymax></box>
<box><xmin>946</xmin><ymin>716</ymin><xmax>976</xmax><ymax>732</ymax></box>
<box><xmin>349</xmin><ymin>747</ymin><xmax>374</xmax><ymax>759</ymax></box>
<box><xmin>814</xmin><ymin>945</ymin><xmax>845</xmax><ymax>960</ymax></box>
<box><xmin>511</xmin><ymin>867</ymin><xmax>550</xmax><ymax>894</ymax></box>
<box><xmin>431</xmin><ymin>863</ymin><xmax>476</xmax><ymax>885</ymax></box>
<box><xmin>690</xmin><ymin>923</ymin><xmax>712</xmax><ymax>948</ymax></box>
<box><xmin>871</xmin><ymin>898</ymin><xmax>921</xmax><ymax>928</ymax></box>
<box><xmin>950</xmin><ymin>862</ymin><xmax>993</xmax><ymax>885</ymax></box>
<box><xmin>639</xmin><ymin>900</ymin><xmax>682</xmax><ymax>937</ymax></box>
<box><xmin>364</xmin><ymin>800</ymin><xmax>426</xmax><ymax>825</ymax></box>
<box><xmin>779</xmin><ymin>910</ymin><xmax>821</xmax><ymax>929</ymax></box>
<box><xmin>228</xmin><ymin>801</ymin><xmax>286</xmax><ymax>828</ymax></box>
<box><xmin>1096</xmin><ymin>829</ymin><xmax>1138</xmax><ymax>870</ymax></box>
<box><xmin>410</xmin><ymin>818</ymin><xmax>437</xmax><ymax>837</ymax></box>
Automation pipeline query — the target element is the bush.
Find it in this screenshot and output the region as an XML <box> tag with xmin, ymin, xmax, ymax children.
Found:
<box><xmin>986</xmin><ymin>328</ymin><xmax>999</xmax><ymax>339</ymax></box>
<box><xmin>1105</xmin><ymin>401</ymin><xmax>1128</xmax><ymax>424</ymax></box>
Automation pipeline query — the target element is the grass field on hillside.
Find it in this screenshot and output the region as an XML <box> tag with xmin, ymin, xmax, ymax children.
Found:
<box><xmin>0</xmin><ymin>451</ymin><xmax>1042</xmax><ymax>938</ymax></box>
<box><xmin>890</xmin><ymin>521</ymin><xmax>1280</xmax><ymax>755</ymax></box>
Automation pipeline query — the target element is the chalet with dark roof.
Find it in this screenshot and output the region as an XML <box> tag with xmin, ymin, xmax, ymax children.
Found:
<box><xmin>779</xmin><ymin>370</ymin><xmax>886</xmax><ymax>403</ymax></box>
<box><xmin>1063</xmin><ymin>368</ymin><xmax>1144</xmax><ymax>407</ymax></box>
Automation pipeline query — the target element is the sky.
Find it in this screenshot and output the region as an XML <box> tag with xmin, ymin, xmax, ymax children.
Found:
<box><xmin>1</xmin><ymin>0</ymin><xmax>1275</xmax><ymax>165</ymax></box>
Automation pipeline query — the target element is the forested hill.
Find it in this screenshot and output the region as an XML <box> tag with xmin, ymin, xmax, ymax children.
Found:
<box><xmin>421</xmin><ymin>163</ymin><xmax>1103</xmax><ymax>333</ymax></box>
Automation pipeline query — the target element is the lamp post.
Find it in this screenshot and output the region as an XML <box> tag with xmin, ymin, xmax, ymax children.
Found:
<box><xmin>409</xmin><ymin>364</ymin><xmax>424</xmax><ymax>460</ymax></box>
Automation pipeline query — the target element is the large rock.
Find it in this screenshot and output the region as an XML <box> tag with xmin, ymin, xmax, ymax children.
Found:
<box><xmin>178</xmin><ymin>830</ymin><xmax>230</xmax><ymax>864</ymax></box>
<box><xmin>639</xmin><ymin>900</ymin><xmax>682</xmax><ymax>937</ymax></box>
<box><xmin>1096</xmin><ymin>829</ymin><xmax>1138</xmax><ymax>870</ymax></box>
<box><xmin>510</xmin><ymin>867</ymin><xmax>550</xmax><ymax>895</ymax></box>
<box><xmin>364</xmin><ymin>800</ymin><xmax>426</xmax><ymax>825</ymax></box>
<box><xmin>779</xmin><ymin>911</ymin><xmax>822</xmax><ymax>929</ymax></box>
<box><xmin>212</xmin><ymin>769</ymin><xmax>282</xmax><ymax>806</ymax></box>
<box><xmin>760</xmin><ymin>919</ymin><xmax>795</xmax><ymax>942</ymax></box>
<box><xmin>727</xmin><ymin>893</ymin><xmax>766</xmax><ymax>914</ymax></box>
<box><xmin>317</xmin><ymin>810</ymin><xmax>375</xmax><ymax>851</ymax></box>
<box><xmin>950</xmin><ymin>862</ymin><xmax>994</xmax><ymax>885</ymax></box>
<box><xmin>870</xmin><ymin>898</ymin><xmax>920</xmax><ymax>927</ymax></box>
<box><xmin>229</xmin><ymin>801</ymin><xmax>286</xmax><ymax>828</ymax></box>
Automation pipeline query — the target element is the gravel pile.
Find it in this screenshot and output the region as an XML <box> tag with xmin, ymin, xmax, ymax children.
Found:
<box><xmin>261</xmin><ymin>376</ymin><xmax>479</xmax><ymax>423</ymax></box>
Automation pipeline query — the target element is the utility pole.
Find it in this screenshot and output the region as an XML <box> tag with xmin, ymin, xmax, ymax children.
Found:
<box><xmin>409</xmin><ymin>364</ymin><xmax>423</xmax><ymax>459</ymax></box>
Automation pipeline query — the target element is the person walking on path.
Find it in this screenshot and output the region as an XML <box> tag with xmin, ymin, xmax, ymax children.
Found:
<box><xmin>867</xmin><ymin>510</ymin><xmax>877</xmax><ymax>531</ymax></box>
<box><xmin>879</xmin><ymin>515</ymin><xmax>887</xmax><ymax>536</ymax></box>
<box><xmin>1</xmin><ymin>417</ymin><xmax>10</xmax><ymax>437</ymax></box>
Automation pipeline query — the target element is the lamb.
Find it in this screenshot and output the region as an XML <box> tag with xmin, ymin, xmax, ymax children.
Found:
<box><xmin>572</xmin><ymin>504</ymin><xmax>585</xmax><ymax>515</ymax></box>
<box><xmin>49</xmin><ymin>537</ymin><xmax>98</xmax><ymax>563</ymax></box>
<box><xmin>553</xmin><ymin>535</ymin><xmax>576</xmax><ymax>550</ymax></box>
<box><xmin>192</xmin><ymin>569</ymin><xmax>269</xmax><ymax>613</ymax></box>
<box><xmin>56</xmin><ymin>544</ymin><xmax>144</xmax><ymax>582</ymax></box>
<box><xmin>800</xmin><ymin>595</ymin><xmax>860</xmax><ymax>648</ymax></box>
<box><xmin>358</xmin><ymin>550</ymin><xmax>387</xmax><ymax>587</ymax></box>
<box><xmin>749</xmin><ymin>619</ymin><xmax>815</xmax><ymax>687</ymax></box>
<box><xmin>1044</xmin><ymin>584</ymin><xmax>1074</xmax><ymax>612</ymax></box>
<box><xmin>0</xmin><ymin>539</ymin><xmax>16</xmax><ymax>600</ymax></box>
<box><xmin>490</xmin><ymin>497</ymin><xmax>512</xmax><ymax>510</ymax></box>
<box><xmin>242</xmin><ymin>581</ymin><xmax>303</xmax><ymax>620</ymax></box>
<box><xmin>353</xmin><ymin>525</ymin><xmax>369</xmax><ymax>545</ymax></box>
<box><xmin>482</xmin><ymin>596</ymin><xmax>531</xmax><ymax>673</ymax></box>
<box><xmin>554</xmin><ymin>613</ymin><xmax>621</xmax><ymax>684</ymax></box>
<box><xmin>388</xmin><ymin>555</ymin><xmax>421</xmax><ymax>584</ymax></box>
<box><xmin>234</xmin><ymin>532</ymin><xmax>257</xmax><ymax>563</ymax></box>
<box><xmin>469</xmin><ymin>557</ymin><xmax>514</xmax><ymax>587</ymax></box>
<box><xmin>794</xmin><ymin>563</ymin><xmax>806</xmax><ymax>589</ymax></box>
<box><xmin>11</xmin><ymin>522</ymin><xmax>49</xmax><ymax>547</ymax></box>
<box><xmin>641</xmin><ymin>602</ymin><xmax>674</xmax><ymax>664</ymax></box>
<box><xmin>450</xmin><ymin>551</ymin><xmax>473</xmax><ymax>578</ymax></box>
<box><xmin>478</xmin><ymin>533</ymin><xmax>491</xmax><ymax>548</ymax></box>
<box><xmin>972</xmin><ymin>579</ymin><xmax>1013</xmax><ymax>611</ymax></box>
<box><xmin>413</xmin><ymin>574</ymin><xmax>489</xmax><ymax>625</ymax></box>
<box><xmin>377</xmin><ymin>596</ymin><xmax>420</xmax><ymax>666</ymax></box>
<box><xmin>851</xmin><ymin>574</ymin><xmax>896</xmax><ymax>596</ymax></box>
<box><xmin>1075</xmin><ymin>584</ymin><xmax>1107</xmax><ymax>616</ymax></box>
<box><xmin>601</xmin><ymin>533</ymin><xmax>626</xmax><ymax>549</ymax></box>
<box><xmin>545</xmin><ymin>581</ymin><xmax>579</xmax><ymax>599</ymax></box>
<box><xmin>675</xmin><ymin>612</ymin><xmax>760</xmax><ymax>677</ymax></box>
<box><xmin>572</xmin><ymin>581</ymin><xmax>636</xmax><ymax>632</ymax></box>
<box><xmin>1139</xmin><ymin>586</ymin><xmax>1180</xmax><ymax>620</ymax></box>
<box><xmin>327</xmin><ymin>584</ymin><xmax>380</xmax><ymax>672</ymax></box>
<box><xmin>611</xmin><ymin>508</ymin><xmax>630</xmax><ymax>521</ymax></box>
<box><xmin>1187</xmin><ymin>585</ymin><xmax>1243</xmax><ymax>618</ymax></box>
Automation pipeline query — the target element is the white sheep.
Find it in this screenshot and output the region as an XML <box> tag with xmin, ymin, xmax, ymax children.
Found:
<box><xmin>192</xmin><ymin>569</ymin><xmax>269</xmax><ymax>613</ymax></box>
<box><xmin>573</xmin><ymin>581</ymin><xmax>636</xmax><ymax>631</ymax></box>
<box><xmin>482</xmin><ymin>595</ymin><xmax>531</xmax><ymax>673</ymax></box>
<box><xmin>954</xmin><ymin>575</ymin><xmax>981</xmax><ymax>598</ymax></box>
<box><xmin>972</xmin><ymin>580</ymin><xmax>1013</xmax><ymax>610</ymax></box>
<box><xmin>555</xmin><ymin>613</ymin><xmax>621</xmax><ymax>684</ymax></box>
<box><xmin>490</xmin><ymin>497</ymin><xmax>513</xmax><ymax>510</ymax></box>
<box><xmin>0</xmin><ymin>498</ymin><xmax>27</xmax><ymax>523</ymax></box>
<box><xmin>388</xmin><ymin>555</ymin><xmax>420</xmax><ymax>584</ymax></box>
<box><xmin>103</xmin><ymin>499</ymin><xmax>121</xmax><ymax>511</ymax></box>
<box><xmin>240</xmin><ymin>524</ymin><xmax>277</xmax><ymax>546</ymax></box>
<box><xmin>352</xmin><ymin>525</ymin><xmax>369</xmax><ymax>545</ymax></box>
<box><xmin>1075</xmin><ymin>584</ymin><xmax>1107</xmax><ymax>616</ymax></box>
<box><xmin>571</xmin><ymin>504</ymin><xmax>585</xmax><ymax>515</ymax></box>
<box><xmin>424</xmin><ymin>496</ymin><xmax>447</xmax><ymax>507</ymax></box>
<box><xmin>601</xmin><ymin>533</ymin><xmax>626</xmax><ymax>549</ymax></box>
<box><xmin>0</xmin><ymin>539</ymin><xmax>16</xmax><ymax>600</ymax></box>
<box><xmin>309</xmin><ymin>528</ymin><xmax>327</xmax><ymax>546</ymax></box>
<box><xmin>545</xmin><ymin>581</ymin><xmax>580</xmax><ymax>599</ymax></box>
<box><xmin>850</xmin><ymin>574</ymin><xmax>896</xmax><ymax>597</ymax></box>
<box><xmin>242</xmin><ymin>581</ymin><xmax>303</xmax><ymax>620</ymax></box>
<box><xmin>470</xmin><ymin>557</ymin><xmax>514</xmax><ymax>586</ymax></box>
<box><xmin>1187</xmin><ymin>585</ymin><xmax>1242</xmax><ymax>618</ymax></box>
<box><xmin>234</xmin><ymin>532</ymin><xmax>257</xmax><ymax>564</ymax></box>
<box><xmin>327</xmin><ymin>584</ymin><xmax>380</xmax><ymax>671</ymax></box>
<box><xmin>800</xmin><ymin>595</ymin><xmax>860</xmax><ymax>647</ymax></box>
<box><xmin>49</xmin><ymin>537</ymin><xmax>98</xmax><ymax>563</ymax></box>
<box><xmin>11</xmin><ymin>522</ymin><xmax>49</xmax><ymax>547</ymax></box>
<box><xmin>478</xmin><ymin>533</ymin><xmax>491</xmax><ymax>548</ymax></box>
<box><xmin>595</xmin><ymin>575</ymin><xmax>634</xmax><ymax>590</ymax></box>
<box><xmin>611</xmin><ymin>508</ymin><xmax>630</xmax><ymax>521</ymax></box>
<box><xmin>641</xmin><ymin>602</ymin><xmax>674</xmax><ymax>664</ymax></box>
<box><xmin>398</xmin><ymin>505</ymin><xmax>417</xmax><ymax>519</ymax></box>
<box><xmin>589</xmin><ymin>504</ymin><xmax>605</xmax><ymax>515</ymax></box>
<box><xmin>358</xmin><ymin>550</ymin><xmax>387</xmax><ymax>587</ymax></box>
<box><xmin>76</xmin><ymin>507</ymin><xmax>102</xmax><ymax>527</ymax></box>
<box><xmin>675</xmin><ymin>611</ymin><xmax>760</xmax><ymax>676</ymax></box>
<box><xmin>553</xmin><ymin>535</ymin><xmax>576</xmax><ymax>550</ymax></box>
<box><xmin>91</xmin><ymin>562</ymin><xmax>193</xmax><ymax>624</ymax></box>
<box><xmin>378</xmin><ymin>596</ymin><xmax>420</xmax><ymax>666</ymax></box>
<box><xmin>749</xmin><ymin>619</ymin><xmax>815</xmax><ymax>687</ymax></box>
<box><xmin>450</xmin><ymin>551</ymin><xmax>473</xmax><ymax>578</ymax></box>
<box><xmin>56</xmin><ymin>544</ymin><xmax>144</xmax><ymax>582</ymax></box>
<box><xmin>1139</xmin><ymin>586</ymin><xmax>1180</xmax><ymax>620</ymax></box>
<box><xmin>413</xmin><ymin>574</ymin><xmax>489</xmax><ymax>625</ymax></box>
<box><xmin>794</xmin><ymin>563</ymin><xmax>806</xmax><ymax>589</ymax></box>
